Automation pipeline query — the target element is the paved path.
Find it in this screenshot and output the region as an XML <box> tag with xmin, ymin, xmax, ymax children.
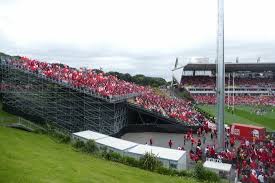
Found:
<box><xmin>122</xmin><ymin>132</ymin><xmax>238</xmax><ymax>181</ymax></box>
<box><xmin>121</xmin><ymin>132</ymin><xmax>224</xmax><ymax>168</ymax></box>
<box><xmin>121</xmin><ymin>132</ymin><xmax>219</xmax><ymax>150</ymax></box>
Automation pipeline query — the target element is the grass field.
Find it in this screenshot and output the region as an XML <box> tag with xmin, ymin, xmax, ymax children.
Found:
<box><xmin>0</xmin><ymin>126</ymin><xmax>200</xmax><ymax>183</ymax></box>
<box><xmin>198</xmin><ymin>104</ymin><xmax>275</xmax><ymax>131</ymax></box>
<box><xmin>0</xmin><ymin>100</ymin><xmax>199</xmax><ymax>183</ymax></box>
<box><xmin>0</xmin><ymin>103</ymin><xmax>199</xmax><ymax>183</ymax></box>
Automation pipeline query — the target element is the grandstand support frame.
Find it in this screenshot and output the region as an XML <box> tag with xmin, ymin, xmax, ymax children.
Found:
<box><xmin>127</xmin><ymin>103</ymin><xmax>201</xmax><ymax>127</ymax></box>
<box><xmin>216</xmin><ymin>0</ymin><xmax>225</xmax><ymax>151</ymax></box>
<box><xmin>227</xmin><ymin>73</ymin><xmax>230</xmax><ymax>109</ymax></box>
<box><xmin>0</xmin><ymin>60</ymin><xmax>128</xmax><ymax>135</ymax></box>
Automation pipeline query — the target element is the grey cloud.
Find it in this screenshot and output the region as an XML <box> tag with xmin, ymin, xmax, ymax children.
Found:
<box><xmin>1</xmin><ymin>38</ymin><xmax>275</xmax><ymax>81</ymax></box>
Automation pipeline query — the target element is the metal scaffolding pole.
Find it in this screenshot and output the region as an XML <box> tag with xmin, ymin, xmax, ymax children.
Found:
<box><xmin>232</xmin><ymin>72</ymin><xmax>235</xmax><ymax>111</ymax></box>
<box><xmin>227</xmin><ymin>73</ymin><xmax>230</xmax><ymax>109</ymax></box>
<box><xmin>0</xmin><ymin>57</ymin><xmax>128</xmax><ymax>135</ymax></box>
<box><xmin>216</xmin><ymin>0</ymin><xmax>225</xmax><ymax>151</ymax></box>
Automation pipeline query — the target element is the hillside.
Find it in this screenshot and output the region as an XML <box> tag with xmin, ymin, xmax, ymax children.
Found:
<box><xmin>0</xmin><ymin>127</ymin><xmax>198</xmax><ymax>183</ymax></box>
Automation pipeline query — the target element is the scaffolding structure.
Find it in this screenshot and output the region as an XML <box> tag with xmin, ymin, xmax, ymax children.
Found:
<box><xmin>0</xmin><ymin>57</ymin><xmax>128</xmax><ymax>135</ymax></box>
<box><xmin>128</xmin><ymin>102</ymin><xmax>202</xmax><ymax>127</ymax></box>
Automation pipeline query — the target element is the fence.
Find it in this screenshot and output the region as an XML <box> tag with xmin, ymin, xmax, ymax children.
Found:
<box><xmin>0</xmin><ymin>116</ymin><xmax>46</xmax><ymax>132</ymax></box>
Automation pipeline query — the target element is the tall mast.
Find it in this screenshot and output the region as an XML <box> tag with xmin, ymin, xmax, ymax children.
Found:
<box><xmin>216</xmin><ymin>0</ymin><xmax>225</xmax><ymax>151</ymax></box>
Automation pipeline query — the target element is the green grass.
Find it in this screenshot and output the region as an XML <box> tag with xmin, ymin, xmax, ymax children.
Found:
<box><xmin>197</xmin><ymin>104</ymin><xmax>275</xmax><ymax>131</ymax></box>
<box><xmin>0</xmin><ymin>102</ymin><xmax>199</xmax><ymax>183</ymax></box>
<box><xmin>0</xmin><ymin>127</ymin><xmax>198</xmax><ymax>183</ymax></box>
<box><xmin>0</xmin><ymin>103</ymin><xmax>19</xmax><ymax>124</ymax></box>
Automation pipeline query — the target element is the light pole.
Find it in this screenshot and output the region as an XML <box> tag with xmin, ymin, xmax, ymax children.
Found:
<box><xmin>216</xmin><ymin>0</ymin><xmax>225</xmax><ymax>151</ymax></box>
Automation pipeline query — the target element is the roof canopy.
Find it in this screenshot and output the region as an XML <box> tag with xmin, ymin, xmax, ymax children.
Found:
<box><xmin>73</xmin><ymin>130</ymin><xmax>108</xmax><ymax>140</ymax></box>
<box><xmin>73</xmin><ymin>130</ymin><xmax>186</xmax><ymax>162</ymax></box>
<box><xmin>127</xmin><ymin>144</ymin><xmax>186</xmax><ymax>161</ymax></box>
<box><xmin>203</xmin><ymin>160</ymin><xmax>232</xmax><ymax>172</ymax></box>
<box><xmin>96</xmin><ymin>136</ymin><xmax>138</xmax><ymax>151</ymax></box>
<box><xmin>183</xmin><ymin>63</ymin><xmax>275</xmax><ymax>72</ymax></box>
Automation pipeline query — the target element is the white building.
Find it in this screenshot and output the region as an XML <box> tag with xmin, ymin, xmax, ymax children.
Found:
<box><xmin>72</xmin><ymin>130</ymin><xmax>108</xmax><ymax>142</ymax></box>
<box><xmin>126</xmin><ymin>144</ymin><xmax>187</xmax><ymax>170</ymax></box>
<box><xmin>203</xmin><ymin>158</ymin><xmax>233</xmax><ymax>180</ymax></box>
<box><xmin>72</xmin><ymin>130</ymin><xmax>187</xmax><ymax>170</ymax></box>
<box><xmin>95</xmin><ymin>136</ymin><xmax>138</xmax><ymax>156</ymax></box>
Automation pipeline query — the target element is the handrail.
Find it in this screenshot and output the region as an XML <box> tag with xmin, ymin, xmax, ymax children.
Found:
<box><xmin>18</xmin><ymin>117</ymin><xmax>46</xmax><ymax>131</ymax></box>
<box><xmin>0</xmin><ymin>116</ymin><xmax>46</xmax><ymax>131</ymax></box>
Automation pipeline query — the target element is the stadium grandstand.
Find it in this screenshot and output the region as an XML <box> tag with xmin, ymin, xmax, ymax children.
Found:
<box><xmin>1</xmin><ymin>54</ymin><xmax>275</xmax><ymax>182</ymax></box>
<box><xmin>0</xmin><ymin>55</ymin><xmax>209</xmax><ymax>135</ymax></box>
<box><xmin>173</xmin><ymin>59</ymin><xmax>275</xmax><ymax>106</ymax></box>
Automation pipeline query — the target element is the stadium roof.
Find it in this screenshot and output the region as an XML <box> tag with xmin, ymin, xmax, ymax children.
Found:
<box><xmin>180</xmin><ymin>63</ymin><xmax>275</xmax><ymax>72</ymax></box>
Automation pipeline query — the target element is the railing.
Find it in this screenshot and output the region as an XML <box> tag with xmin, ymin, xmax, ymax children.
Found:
<box><xmin>18</xmin><ymin>117</ymin><xmax>46</xmax><ymax>131</ymax></box>
<box><xmin>0</xmin><ymin>116</ymin><xmax>46</xmax><ymax>132</ymax></box>
<box><xmin>0</xmin><ymin>117</ymin><xmax>18</xmax><ymax>125</ymax></box>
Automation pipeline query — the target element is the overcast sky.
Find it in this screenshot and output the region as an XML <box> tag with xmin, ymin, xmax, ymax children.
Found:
<box><xmin>0</xmin><ymin>0</ymin><xmax>275</xmax><ymax>80</ymax></box>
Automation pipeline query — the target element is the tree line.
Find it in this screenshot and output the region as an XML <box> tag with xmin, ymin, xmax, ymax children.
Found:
<box><xmin>107</xmin><ymin>71</ymin><xmax>167</xmax><ymax>87</ymax></box>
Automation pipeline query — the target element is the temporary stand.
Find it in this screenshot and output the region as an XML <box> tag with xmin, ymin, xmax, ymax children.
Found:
<box><xmin>0</xmin><ymin>58</ymin><xmax>129</xmax><ymax>135</ymax></box>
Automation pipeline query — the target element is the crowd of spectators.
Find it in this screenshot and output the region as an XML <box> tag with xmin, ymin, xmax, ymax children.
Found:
<box><xmin>133</xmin><ymin>89</ymin><xmax>209</xmax><ymax>126</ymax></box>
<box><xmin>6</xmin><ymin>56</ymin><xmax>143</xmax><ymax>98</ymax></box>
<box><xmin>233</xmin><ymin>77</ymin><xmax>275</xmax><ymax>88</ymax></box>
<box><xmin>182</xmin><ymin>76</ymin><xmax>216</xmax><ymax>88</ymax></box>
<box><xmin>205</xmin><ymin>139</ymin><xmax>275</xmax><ymax>183</ymax></box>
<box><xmin>192</xmin><ymin>94</ymin><xmax>275</xmax><ymax>106</ymax></box>
<box><xmin>181</xmin><ymin>75</ymin><xmax>275</xmax><ymax>106</ymax></box>
<box><xmin>4</xmin><ymin>56</ymin><xmax>209</xmax><ymax>126</ymax></box>
<box><xmin>4</xmin><ymin>56</ymin><xmax>275</xmax><ymax>182</ymax></box>
<box><xmin>236</xmin><ymin>140</ymin><xmax>275</xmax><ymax>183</ymax></box>
<box><xmin>186</xmin><ymin>126</ymin><xmax>275</xmax><ymax>183</ymax></box>
<box><xmin>182</xmin><ymin>76</ymin><xmax>275</xmax><ymax>88</ymax></box>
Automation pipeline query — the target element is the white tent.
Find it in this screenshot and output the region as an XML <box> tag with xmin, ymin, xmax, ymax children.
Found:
<box><xmin>72</xmin><ymin>130</ymin><xmax>108</xmax><ymax>142</ymax></box>
<box><xmin>203</xmin><ymin>159</ymin><xmax>232</xmax><ymax>179</ymax></box>
<box><xmin>203</xmin><ymin>160</ymin><xmax>232</xmax><ymax>172</ymax></box>
<box><xmin>126</xmin><ymin>144</ymin><xmax>187</xmax><ymax>170</ymax></box>
<box><xmin>95</xmin><ymin>136</ymin><xmax>138</xmax><ymax>155</ymax></box>
<box><xmin>72</xmin><ymin>131</ymin><xmax>187</xmax><ymax>170</ymax></box>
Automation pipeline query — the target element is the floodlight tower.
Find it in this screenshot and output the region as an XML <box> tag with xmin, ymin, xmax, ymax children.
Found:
<box><xmin>216</xmin><ymin>0</ymin><xmax>225</xmax><ymax>151</ymax></box>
